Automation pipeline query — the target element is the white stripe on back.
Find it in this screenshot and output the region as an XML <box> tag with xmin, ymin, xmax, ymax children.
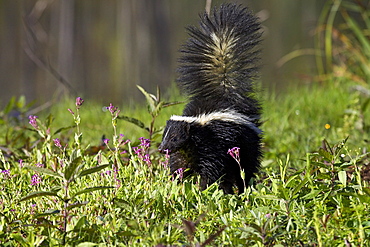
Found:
<box><xmin>170</xmin><ymin>110</ymin><xmax>261</xmax><ymax>134</ymax></box>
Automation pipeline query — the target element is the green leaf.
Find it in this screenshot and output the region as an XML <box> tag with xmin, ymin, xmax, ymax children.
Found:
<box><xmin>333</xmin><ymin>137</ymin><xmax>348</xmax><ymax>154</ymax></box>
<box><xmin>23</xmin><ymin>166</ymin><xmax>62</xmax><ymax>179</ymax></box>
<box><xmin>247</xmin><ymin>223</ymin><xmax>262</xmax><ymax>233</ymax></box>
<box><xmin>113</xmin><ymin>198</ymin><xmax>130</xmax><ymax>209</ymax></box>
<box><xmin>3</xmin><ymin>96</ymin><xmax>16</xmax><ymax>114</ymax></box>
<box><xmin>361</xmin><ymin>97</ymin><xmax>370</xmax><ymax>113</ymax></box>
<box><xmin>255</xmin><ymin>195</ymin><xmax>280</xmax><ymax>200</ymax></box>
<box><xmin>99</xmin><ymin>153</ymin><xmax>110</xmax><ymax>165</ymax></box>
<box><xmin>117</xmin><ymin>115</ymin><xmax>147</xmax><ymax>130</ymax></box>
<box><xmin>71</xmin><ymin>186</ymin><xmax>113</xmax><ymax>199</ymax></box>
<box><xmin>358</xmin><ymin>194</ymin><xmax>370</xmax><ymax>204</ymax></box>
<box><xmin>53</xmin><ymin>125</ymin><xmax>75</xmax><ymax>135</ymax></box>
<box><xmin>338</xmin><ymin>170</ymin><xmax>347</xmax><ymax>186</ymax></box>
<box><xmin>10</xmin><ymin>233</ymin><xmax>26</xmax><ymax>244</ymax></box>
<box><xmin>291</xmin><ymin>177</ymin><xmax>309</xmax><ymax>196</ymax></box>
<box><xmin>20</xmin><ymin>191</ymin><xmax>59</xmax><ymax>202</ymax></box>
<box><xmin>45</xmin><ymin>114</ymin><xmax>54</xmax><ymax>129</ymax></box>
<box><xmin>73</xmin><ymin>215</ymin><xmax>88</xmax><ymax>231</ymax></box>
<box><xmin>162</xmin><ymin>101</ymin><xmax>184</xmax><ymax>108</ymax></box>
<box><xmin>127</xmin><ymin>220</ymin><xmax>140</xmax><ymax>230</ymax></box>
<box><xmin>76</xmin><ymin>243</ymin><xmax>98</xmax><ymax>247</ymax></box>
<box><xmin>137</xmin><ymin>85</ymin><xmax>156</xmax><ymax>113</ymax></box>
<box><xmin>78</xmin><ymin>164</ymin><xmax>110</xmax><ymax>178</ymax></box>
<box><xmin>363</xmin><ymin>187</ymin><xmax>370</xmax><ymax>196</ymax></box>
<box><xmin>317</xmin><ymin>172</ymin><xmax>332</xmax><ymax>180</ymax></box>
<box><xmin>318</xmin><ymin>148</ymin><xmax>333</xmax><ymax>162</ymax></box>
<box><xmin>50</xmin><ymin>186</ymin><xmax>63</xmax><ymax>193</ymax></box>
<box><xmin>64</xmin><ymin>156</ymin><xmax>83</xmax><ymax>181</ymax></box>
<box><xmin>153</xmin><ymin>101</ymin><xmax>164</xmax><ymax>117</ymax></box>
<box><xmin>75</xmin><ymin>132</ymin><xmax>82</xmax><ymax>144</ymax></box>
<box><xmin>70</xmin><ymin>149</ymin><xmax>82</xmax><ymax>161</ymax></box>
<box><xmin>240</xmin><ymin>169</ymin><xmax>245</xmax><ymax>180</ymax></box>
<box><xmin>156</xmin><ymin>86</ymin><xmax>161</xmax><ymax>102</ymax></box>
<box><xmin>16</xmin><ymin>95</ymin><xmax>26</xmax><ymax>109</ymax></box>
<box><xmin>66</xmin><ymin>201</ymin><xmax>88</xmax><ymax>210</ymax></box>
<box><xmin>35</xmin><ymin>209</ymin><xmax>60</xmax><ymax>218</ymax></box>
<box><xmin>310</xmin><ymin>161</ymin><xmax>328</xmax><ymax>169</ymax></box>
<box><xmin>301</xmin><ymin>189</ymin><xmax>320</xmax><ymax>200</ymax></box>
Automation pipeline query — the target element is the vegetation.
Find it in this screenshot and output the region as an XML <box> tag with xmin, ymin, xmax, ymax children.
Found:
<box><xmin>1</xmin><ymin>0</ymin><xmax>369</xmax><ymax>246</ymax></box>
<box><xmin>1</xmin><ymin>81</ymin><xmax>369</xmax><ymax>246</ymax></box>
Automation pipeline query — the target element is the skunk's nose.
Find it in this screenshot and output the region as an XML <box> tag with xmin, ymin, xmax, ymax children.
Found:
<box><xmin>158</xmin><ymin>144</ymin><xmax>169</xmax><ymax>154</ymax></box>
<box><xmin>158</xmin><ymin>144</ymin><xmax>164</xmax><ymax>153</ymax></box>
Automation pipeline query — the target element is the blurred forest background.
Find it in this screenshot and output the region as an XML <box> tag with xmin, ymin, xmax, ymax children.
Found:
<box><xmin>0</xmin><ymin>0</ymin><xmax>334</xmax><ymax>107</ymax></box>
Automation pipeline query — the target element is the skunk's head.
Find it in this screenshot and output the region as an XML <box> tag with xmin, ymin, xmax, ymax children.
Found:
<box><xmin>158</xmin><ymin>119</ymin><xmax>191</xmax><ymax>154</ymax></box>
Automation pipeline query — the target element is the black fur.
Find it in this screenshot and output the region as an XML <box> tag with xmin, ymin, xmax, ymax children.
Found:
<box><xmin>159</xmin><ymin>4</ymin><xmax>263</xmax><ymax>194</ymax></box>
<box><xmin>178</xmin><ymin>4</ymin><xmax>262</xmax><ymax>121</ymax></box>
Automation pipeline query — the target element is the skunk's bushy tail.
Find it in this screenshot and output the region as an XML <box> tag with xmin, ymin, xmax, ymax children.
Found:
<box><xmin>178</xmin><ymin>4</ymin><xmax>262</xmax><ymax>117</ymax></box>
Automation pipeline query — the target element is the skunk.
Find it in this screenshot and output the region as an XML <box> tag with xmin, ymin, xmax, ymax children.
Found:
<box><xmin>159</xmin><ymin>4</ymin><xmax>263</xmax><ymax>194</ymax></box>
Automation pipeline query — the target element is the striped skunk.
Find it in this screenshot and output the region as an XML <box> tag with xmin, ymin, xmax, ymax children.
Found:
<box><xmin>158</xmin><ymin>4</ymin><xmax>263</xmax><ymax>194</ymax></box>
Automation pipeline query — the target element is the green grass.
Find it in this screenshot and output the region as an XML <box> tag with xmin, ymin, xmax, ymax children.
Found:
<box><xmin>0</xmin><ymin>82</ymin><xmax>369</xmax><ymax>246</ymax></box>
<box><xmin>263</xmin><ymin>83</ymin><xmax>369</xmax><ymax>164</ymax></box>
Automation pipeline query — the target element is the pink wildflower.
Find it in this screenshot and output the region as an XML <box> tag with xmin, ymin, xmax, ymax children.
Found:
<box><xmin>75</xmin><ymin>97</ymin><xmax>84</xmax><ymax>107</ymax></box>
<box><xmin>28</xmin><ymin>115</ymin><xmax>38</xmax><ymax>129</ymax></box>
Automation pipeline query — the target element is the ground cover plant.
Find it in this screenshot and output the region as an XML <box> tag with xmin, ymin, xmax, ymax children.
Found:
<box><xmin>0</xmin><ymin>82</ymin><xmax>369</xmax><ymax>246</ymax></box>
<box><xmin>1</xmin><ymin>0</ymin><xmax>370</xmax><ymax>246</ymax></box>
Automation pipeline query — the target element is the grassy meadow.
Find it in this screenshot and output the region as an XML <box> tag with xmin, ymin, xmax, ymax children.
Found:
<box><xmin>0</xmin><ymin>82</ymin><xmax>369</xmax><ymax>246</ymax></box>
<box><xmin>1</xmin><ymin>1</ymin><xmax>370</xmax><ymax>246</ymax></box>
